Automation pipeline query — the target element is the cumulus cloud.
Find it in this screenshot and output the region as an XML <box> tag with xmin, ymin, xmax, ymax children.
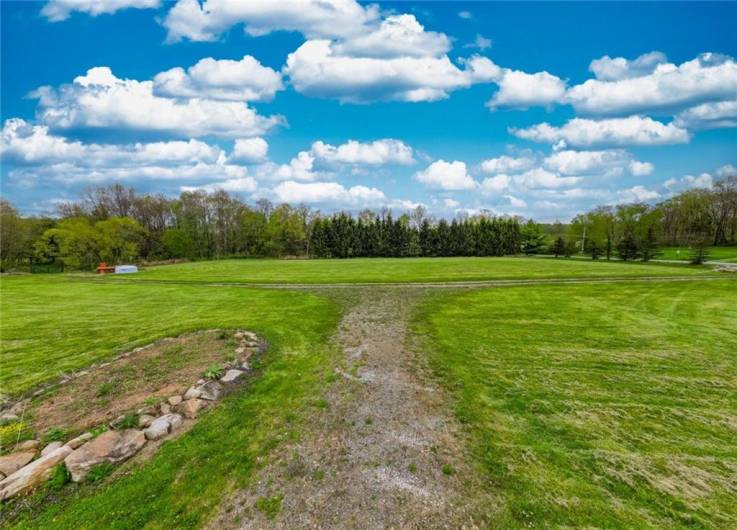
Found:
<box><xmin>480</xmin><ymin>155</ymin><xmax>535</xmax><ymax>174</ymax></box>
<box><xmin>31</xmin><ymin>67</ymin><xmax>283</xmax><ymax>138</ymax></box>
<box><xmin>272</xmin><ymin>180</ymin><xmax>385</xmax><ymax>205</ymax></box>
<box><xmin>480</xmin><ymin>174</ymin><xmax>511</xmax><ymax>193</ymax></box>
<box><xmin>414</xmin><ymin>160</ymin><xmax>477</xmax><ymax>190</ymax></box>
<box><xmin>42</xmin><ymin>0</ymin><xmax>159</xmax><ymax>22</ymax></box>
<box><xmin>505</xmin><ymin>195</ymin><xmax>527</xmax><ymax>208</ymax></box>
<box><xmin>511</xmin><ymin>116</ymin><xmax>690</xmax><ymax>148</ymax></box>
<box><xmin>1</xmin><ymin>118</ymin><xmax>222</xmax><ymax>165</ymax></box>
<box><xmin>664</xmin><ymin>173</ymin><xmax>714</xmax><ymax>192</ymax></box>
<box><xmin>333</xmin><ymin>14</ymin><xmax>451</xmax><ymax>59</ymax></box>
<box><xmin>674</xmin><ymin>99</ymin><xmax>737</xmax><ymax>130</ymax></box>
<box><xmin>231</xmin><ymin>138</ymin><xmax>268</xmax><ymax>162</ymax></box>
<box><xmin>512</xmin><ymin>168</ymin><xmax>582</xmax><ymax>189</ymax></box>
<box><xmin>488</xmin><ymin>69</ymin><xmax>567</xmax><ymax>109</ymax></box>
<box><xmin>443</xmin><ymin>198</ymin><xmax>460</xmax><ymax>208</ymax></box>
<box><xmin>182</xmin><ymin>176</ymin><xmax>258</xmax><ymax>194</ymax></box>
<box><xmin>284</xmin><ymin>40</ymin><xmax>499</xmax><ymax>103</ymax></box>
<box><xmin>162</xmin><ymin>0</ymin><xmax>379</xmax><ymax>42</ymax></box>
<box><xmin>153</xmin><ymin>55</ymin><xmax>283</xmax><ymax>102</ymax></box>
<box><xmin>716</xmin><ymin>164</ymin><xmax>737</xmax><ymax>178</ymax></box>
<box><xmin>588</xmin><ymin>51</ymin><xmax>668</xmax><ymax>81</ymax></box>
<box><xmin>617</xmin><ymin>185</ymin><xmax>660</xmax><ymax>202</ymax></box>
<box><xmin>310</xmin><ymin>139</ymin><xmax>414</xmax><ymax>165</ymax></box>
<box><xmin>567</xmin><ymin>53</ymin><xmax>737</xmax><ymax>116</ymax></box>
<box><xmin>544</xmin><ymin>149</ymin><xmax>653</xmax><ymax>176</ymax></box>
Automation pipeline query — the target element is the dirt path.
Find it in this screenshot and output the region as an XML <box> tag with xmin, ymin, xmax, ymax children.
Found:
<box><xmin>209</xmin><ymin>288</ymin><xmax>483</xmax><ymax>529</ymax></box>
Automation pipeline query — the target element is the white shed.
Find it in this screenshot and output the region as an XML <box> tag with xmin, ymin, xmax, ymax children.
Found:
<box><xmin>114</xmin><ymin>265</ymin><xmax>139</xmax><ymax>274</ymax></box>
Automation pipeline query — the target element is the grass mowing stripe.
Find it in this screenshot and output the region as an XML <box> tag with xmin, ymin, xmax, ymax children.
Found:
<box><xmin>413</xmin><ymin>279</ymin><xmax>737</xmax><ymax>529</ymax></box>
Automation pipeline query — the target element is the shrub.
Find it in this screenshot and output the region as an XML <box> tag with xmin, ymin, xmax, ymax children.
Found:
<box><xmin>203</xmin><ymin>364</ymin><xmax>223</xmax><ymax>380</ymax></box>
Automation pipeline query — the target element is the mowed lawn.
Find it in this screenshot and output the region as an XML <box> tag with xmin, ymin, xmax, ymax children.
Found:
<box><xmin>118</xmin><ymin>256</ymin><xmax>709</xmax><ymax>284</ymax></box>
<box><xmin>2</xmin><ymin>275</ymin><xmax>343</xmax><ymax>529</ymax></box>
<box><xmin>659</xmin><ymin>246</ymin><xmax>737</xmax><ymax>263</ymax></box>
<box><xmin>1</xmin><ymin>275</ymin><xmax>339</xmax><ymax>397</ymax></box>
<box><xmin>415</xmin><ymin>279</ymin><xmax>737</xmax><ymax>529</ymax></box>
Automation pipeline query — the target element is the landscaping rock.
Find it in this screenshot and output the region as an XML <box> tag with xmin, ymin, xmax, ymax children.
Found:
<box><xmin>144</xmin><ymin>417</ymin><xmax>169</xmax><ymax>440</ymax></box>
<box><xmin>183</xmin><ymin>386</ymin><xmax>201</xmax><ymax>400</ymax></box>
<box><xmin>168</xmin><ymin>395</ymin><xmax>182</xmax><ymax>406</ymax></box>
<box><xmin>66</xmin><ymin>432</ymin><xmax>93</xmax><ymax>449</ymax></box>
<box><xmin>144</xmin><ymin>414</ymin><xmax>184</xmax><ymax>440</ymax></box>
<box><xmin>159</xmin><ymin>403</ymin><xmax>172</xmax><ymax>415</ymax></box>
<box><xmin>64</xmin><ymin>429</ymin><xmax>145</xmax><ymax>482</ymax></box>
<box><xmin>220</xmin><ymin>369</ymin><xmax>245</xmax><ymax>384</ymax></box>
<box><xmin>0</xmin><ymin>445</ymin><xmax>73</xmax><ymax>500</ymax></box>
<box><xmin>137</xmin><ymin>405</ymin><xmax>157</xmax><ymax>416</ymax></box>
<box><xmin>241</xmin><ymin>361</ymin><xmax>251</xmax><ymax>371</ymax></box>
<box><xmin>139</xmin><ymin>414</ymin><xmax>156</xmax><ymax>428</ymax></box>
<box><xmin>176</xmin><ymin>398</ymin><xmax>207</xmax><ymax>419</ymax></box>
<box><xmin>41</xmin><ymin>441</ymin><xmax>63</xmax><ymax>456</ymax></box>
<box><xmin>17</xmin><ymin>440</ymin><xmax>40</xmax><ymax>452</ymax></box>
<box><xmin>8</xmin><ymin>399</ymin><xmax>30</xmax><ymax>416</ymax></box>
<box><xmin>0</xmin><ymin>451</ymin><xmax>35</xmax><ymax>476</ymax></box>
<box><xmin>196</xmin><ymin>379</ymin><xmax>205</xmax><ymax>385</ymax></box>
<box><xmin>198</xmin><ymin>381</ymin><xmax>222</xmax><ymax>401</ymax></box>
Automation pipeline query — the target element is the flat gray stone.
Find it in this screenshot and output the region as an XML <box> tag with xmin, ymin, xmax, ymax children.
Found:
<box><xmin>220</xmin><ymin>369</ymin><xmax>245</xmax><ymax>384</ymax></box>
<box><xmin>198</xmin><ymin>381</ymin><xmax>222</xmax><ymax>401</ymax></box>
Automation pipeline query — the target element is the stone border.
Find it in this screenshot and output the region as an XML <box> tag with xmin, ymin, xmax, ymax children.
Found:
<box><xmin>0</xmin><ymin>330</ymin><xmax>266</xmax><ymax>501</ymax></box>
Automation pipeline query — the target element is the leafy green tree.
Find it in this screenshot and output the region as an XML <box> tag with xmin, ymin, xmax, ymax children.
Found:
<box><xmin>96</xmin><ymin>217</ymin><xmax>145</xmax><ymax>264</ymax></box>
<box><xmin>521</xmin><ymin>220</ymin><xmax>546</xmax><ymax>255</ymax></box>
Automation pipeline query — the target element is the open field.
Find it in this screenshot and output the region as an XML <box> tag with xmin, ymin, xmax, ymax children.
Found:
<box><xmin>115</xmin><ymin>256</ymin><xmax>711</xmax><ymax>284</ymax></box>
<box><xmin>659</xmin><ymin>246</ymin><xmax>737</xmax><ymax>262</ymax></box>
<box><xmin>1</xmin><ymin>258</ymin><xmax>736</xmax><ymax>528</ymax></box>
<box><xmin>415</xmin><ymin>280</ymin><xmax>737</xmax><ymax>528</ymax></box>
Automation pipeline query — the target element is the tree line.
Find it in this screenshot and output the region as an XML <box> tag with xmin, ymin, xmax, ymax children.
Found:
<box><xmin>1</xmin><ymin>173</ymin><xmax>735</xmax><ymax>271</ymax></box>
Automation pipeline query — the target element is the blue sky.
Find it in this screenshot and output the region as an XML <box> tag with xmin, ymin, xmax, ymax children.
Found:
<box><xmin>2</xmin><ymin>1</ymin><xmax>736</xmax><ymax>221</ymax></box>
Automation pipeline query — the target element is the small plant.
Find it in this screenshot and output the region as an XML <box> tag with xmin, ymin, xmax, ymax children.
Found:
<box><xmin>408</xmin><ymin>463</ymin><xmax>417</xmax><ymax>473</ymax></box>
<box><xmin>42</xmin><ymin>427</ymin><xmax>67</xmax><ymax>444</ymax></box>
<box><xmin>312</xmin><ymin>469</ymin><xmax>325</xmax><ymax>481</ymax></box>
<box><xmin>203</xmin><ymin>364</ymin><xmax>223</xmax><ymax>380</ymax></box>
<box><xmin>217</xmin><ymin>330</ymin><xmax>229</xmax><ymax>340</ymax></box>
<box><xmin>90</xmin><ymin>424</ymin><xmax>108</xmax><ymax>437</ymax></box>
<box><xmin>441</xmin><ymin>464</ymin><xmax>455</xmax><ymax>475</ymax></box>
<box><xmin>143</xmin><ymin>396</ymin><xmax>158</xmax><ymax>406</ymax></box>
<box><xmin>364</xmin><ymin>417</ymin><xmax>373</xmax><ymax>425</ymax></box>
<box><xmin>255</xmin><ymin>494</ymin><xmax>283</xmax><ymax>520</ymax></box>
<box><xmin>117</xmin><ymin>413</ymin><xmax>139</xmax><ymax>429</ymax></box>
<box><xmin>86</xmin><ymin>462</ymin><xmax>115</xmax><ymax>483</ymax></box>
<box><xmin>48</xmin><ymin>463</ymin><xmax>71</xmax><ymax>490</ymax></box>
<box><xmin>313</xmin><ymin>398</ymin><xmax>328</xmax><ymax>409</ymax></box>
<box><xmin>96</xmin><ymin>382</ymin><xmax>114</xmax><ymax>397</ymax></box>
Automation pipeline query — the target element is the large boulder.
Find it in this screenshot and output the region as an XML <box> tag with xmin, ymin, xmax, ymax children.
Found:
<box><xmin>41</xmin><ymin>441</ymin><xmax>63</xmax><ymax>456</ymax></box>
<box><xmin>0</xmin><ymin>445</ymin><xmax>73</xmax><ymax>500</ymax></box>
<box><xmin>198</xmin><ymin>381</ymin><xmax>222</xmax><ymax>401</ymax></box>
<box><xmin>176</xmin><ymin>398</ymin><xmax>207</xmax><ymax>419</ymax></box>
<box><xmin>0</xmin><ymin>451</ymin><xmax>35</xmax><ymax>477</ymax></box>
<box><xmin>64</xmin><ymin>429</ymin><xmax>145</xmax><ymax>482</ymax></box>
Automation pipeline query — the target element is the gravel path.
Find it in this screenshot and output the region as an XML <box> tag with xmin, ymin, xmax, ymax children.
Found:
<box><xmin>208</xmin><ymin>288</ymin><xmax>483</xmax><ymax>529</ymax></box>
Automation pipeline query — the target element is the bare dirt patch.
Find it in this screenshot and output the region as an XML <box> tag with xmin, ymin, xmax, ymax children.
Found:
<box><xmin>31</xmin><ymin>330</ymin><xmax>243</xmax><ymax>434</ymax></box>
<box><xmin>209</xmin><ymin>288</ymin><xmax>485</xmax><ymax>529</ymax></box>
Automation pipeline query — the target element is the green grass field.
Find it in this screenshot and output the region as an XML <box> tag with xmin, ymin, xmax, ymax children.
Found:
<box><xmin>414</xmin><ymin>280</ymin><xmax>737</xmax><ymax>529</ymax></box>
<box><xmin>1</xmin><ymin>258</ymin><xmax>735</xmax><ymax>528</ymax></box>
<box><xmin>115</xmin><ymin>256</ymin><xmax>709</xmax><ymax>284</ymax></box>
<box><xmin>659</xmin><ymin>246</ymin><xmax>737</xmax><ymax>262</ymax></box>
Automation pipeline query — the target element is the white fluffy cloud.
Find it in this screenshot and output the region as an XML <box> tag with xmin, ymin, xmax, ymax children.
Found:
<box><xmin>333</xmin><ymin>14</ymin><xmax>451</xmax><ymax>59</ymax></box>
<box><xmin>480</xmin><ymin>174</ymin><xmax>511</xmax><ymax>193</ymax></box>
<box><xmin>588</xmin><ymin>51</ymin><xmax>667</xmax><ymax>81</ymax></box>
<box><xmin>272</xmin><ymin>180</ymin><xmax>385</xmax><ymax>205</ymax></box>
<box><xmin>488</xmin><ymin>69</ymin><xmax>566</xmax><ymax>109</ymax></box>
<box><xmin>153</xmin><ymin>55</ymin><xmax>283</xmax><ymax>102</ymax></box>
<box><xmin>716</xmin><ymin>164</ymin><xmax>737</xmax><ymax>178</ymax></box>
<box><xmin>512</xmin><ymin>168</ymin><xmax>582</xmax><ymax>189</ymax></box>
<box><xmin>511</xmin><ymin>116</ymin><xmax>690</xmax><ymax>148</ymax></box>
<box><xmin>182</xmin><ymin>176</ymin><xmax>258</xmax><ymax>194</ymax></box>
<box><xmin>617</xmin><ymin>185</ymin><xmax>660</xmax><ymax>202</ymax></box>
<box><xmin>464</xmin><ymin>34</ymin><xmax>492</xmax><ymax>51</ymax></box>
<box><xmin>42</xmin><ymin>0</ymin><xmax>159</xmax><ymax>22</ymax></box>
<box><xmin>32</xmin><ymin>67</ymin><xmax>283</xmax><ymax>138</ymax></box>
<box><xmin>310</xmin><ymin>139</ymin><xmax>414</xmax><ymax>165</ymax></box>
<box><xmin>232</xmin><ymin>138</ymin><xmax>268</xmax><ymax>162</ymax></box>
<box><xmin>480</xmin><ymin>155</ymin><xmax>535</xmax><ymax>174</ymax></box>
<box><xmin>414</xmin><ymin>160</ymin><xmax>477</xmax><ymax>190</ymax></box>
<box><xmin>664</xmin><ymin>173</ymin><xmax>714</xmax><ymax>193</ymax></box>
<box><xmin>544</xmin><ymin>149</ymin><xmax>653</xmax><ymax>176</ymax></box>
<box><xmin>0</xmin><ymin>118</ymin><xmax>255</xmax><ymax>185</ymax></box>
<box><xmin>567</xmin><ymin>53</ymin><xmax>737</xmax><ymax>115</ymax></box>
<box><xmin>163</xmin><ymin>0</ymin><xmax>379</xmax><ymax>42</ymax></box>
<box><xmin>284</xmin><ymin>40</ymin><xmax>499</xmax><ymax>103</ymax></box>
<box><xmin>674</xmin><ymin>99</ymin><xmax>737</xmax><ymax>130</ymax></box>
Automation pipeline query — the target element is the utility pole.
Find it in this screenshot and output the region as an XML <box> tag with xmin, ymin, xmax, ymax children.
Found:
<box><xmin>580</xmin><ymin>225</ymin><xmax>587</xmax><ymax>255</ymax></box>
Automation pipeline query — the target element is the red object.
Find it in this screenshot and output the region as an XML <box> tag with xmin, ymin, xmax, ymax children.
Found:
<box><xmin>96</xmin><ymin>262</ymin><xmax>115</xmax><ymax>274</ymax></box>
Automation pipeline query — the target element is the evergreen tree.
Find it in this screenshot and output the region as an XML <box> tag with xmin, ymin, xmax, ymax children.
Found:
<box><xmin>616</xmin><ymin>231</ymin><xmax>640</xmax><ymax>261</ymax></box>
<box><xmin>551</xmin><ymin>236</ymin><xmax>566</xmax><ymax>258</ymax></box>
